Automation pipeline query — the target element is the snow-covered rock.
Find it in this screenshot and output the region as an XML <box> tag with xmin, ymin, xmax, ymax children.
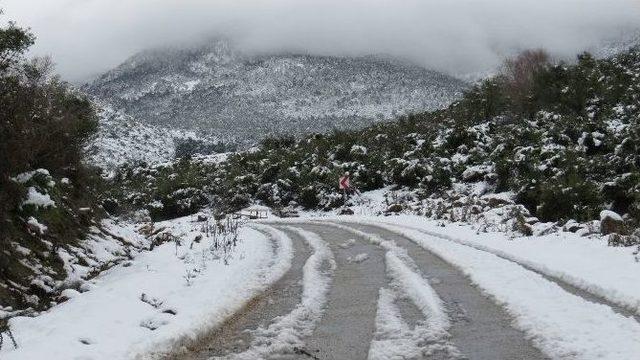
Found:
<box><xmin>600</xmin><ymin>210</ymin><xmax>626</xmax><ymax>235</ymax></box>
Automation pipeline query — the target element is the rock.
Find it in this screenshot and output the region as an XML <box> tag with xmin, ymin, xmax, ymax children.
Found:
<box><xmin>386</xmin><ymin>204</ymin><xmax>404</xmax><ymax>213</ymax></box>
<box><xmin>162</xmin><ymin>308</ymin><xmax>178</xmax><ymax>315</ymax></box>
<box><xmin>78</xmin><ymin>337</ymin><xmax>94</xmax><ymax>345</ymax></box>
<box><xmin>563</xmin><ymin>220</ymin><xmax>584</xmax><ymax>233</ymax></box>
<box><xmin>461</xmin><ymin>164</ymin><xmax>493</xmax><ymax>182</ymax></box>
<box><xmin>150</xmin><ymin>232</ymin><xmax>174</xmax><ymax>249</ymax></box>
<box><xmin>481</xmin><ymin>193</ymin><xmax>514</xmax><ymax>208</ymax></box>
<box><xmin>139</xmin><ymin>313</ymin><xmax>172</xmax><ymax>331</ymax></box>
<box><xmin>138</xmin><ymin>223</ymin><xmax>154</xmax><ymax>237</ymax></box>
<box><xmin>347</xmin><ymin>253</ymin><xmax>369</xmax><ymax>263</ymax></box>
<box><xmin>197</xmin><ymin>215</ymin><xmax>208</xmax><ymax>222</ymax></box>
<box><xmin>339</xmin><ymin>207</ymin><xmax>354</xmax><ymax>215</ymax></box>
<box><xmin>140</xmin><ymin>293</ymin><xmax>163</xmax><ymax>308</ymax></box>
<box><xmin>600</xmin><ymin>210</ymin><xmax>626</xmax><ymax>235</ymax></box>
<box><xmin>79</xmin><ymin>282</ymin><xmax>96</xmax><ymax>292</ymax></box>
<box><xmin>525</xmin><ymin>216</ymin><xmax>540</xmax><ymax>225</ymax></box>
<box><xmin>470</xmin><ymin>205</ymin><xmax>483</xmax><ymax>215</ymax></box>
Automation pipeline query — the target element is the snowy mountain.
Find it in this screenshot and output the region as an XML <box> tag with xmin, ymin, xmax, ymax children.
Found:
<box><xmin>85</xmin><ymin>39</ymin><xmax>467</xmax><ymax>144</ymax></box>
<box><xmin>85</xmin><ymin>104</ymin><xmax>226</xmax><ymax>169</ymax></box>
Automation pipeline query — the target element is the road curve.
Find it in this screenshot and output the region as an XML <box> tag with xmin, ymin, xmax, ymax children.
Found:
<box><xmin>165</xmin><ymin>221</ymin><xmax>553</xmax><ymax>359</ymax></box>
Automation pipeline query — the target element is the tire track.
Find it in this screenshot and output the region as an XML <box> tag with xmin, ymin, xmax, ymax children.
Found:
<box><xmin>217</xmin><ymin>226</ymin><xmax>335</xmax><ymax>360</ymax></box>
<box><xmin>164</xmin><ymin>226</ymin><xmax>308</xmax><ymax>359</ymax></box>
<box><xmin>360</xmin><ymin>221</ymin><xmax>640</xmax><ymax>360</ymax></box>
<box><xmin>329</xmin><ymin>222</ymin><xmax>545</xmax><ymax>360</ymax></box>
<box><xmin>290</xmin><ymin>223</ymin><xmax>465</xmax><ymax>359</ymax></box>
<box><xmin>371</xmin><ymin>220</ymin><xmax>640</xmax><ymax>322</ymax></box>
<box><xmin>289</xmin><ymin>224</ymin><xmax>386</xmax><ymax>360</ymax></box>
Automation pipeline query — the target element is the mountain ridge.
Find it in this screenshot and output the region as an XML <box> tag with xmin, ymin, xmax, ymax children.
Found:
<box><xmin>85</xmin><ymin>39</ymin><xmax>467</xmax><ymax>145</ymax></box>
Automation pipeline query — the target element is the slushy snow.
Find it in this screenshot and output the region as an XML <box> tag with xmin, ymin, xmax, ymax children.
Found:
<box><xmin>223</xmin><ymin>226</ymin><xmax>335</xmax><ymax>359</ymax></box>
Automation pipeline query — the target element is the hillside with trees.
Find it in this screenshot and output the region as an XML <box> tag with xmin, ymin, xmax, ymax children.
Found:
<box><xmin>108</xmin><ymin>46</ymin><xmax>640</xmax><ymax>245</ymax></box>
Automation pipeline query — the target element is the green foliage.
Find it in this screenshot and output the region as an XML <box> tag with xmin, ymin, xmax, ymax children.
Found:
<box><xmin>260</xmin><ymin>135</ymin><xmax>296</xmax><ymax>150</ymax></box>
<box><xmin>535</xmin><ymin>178</ymin><xmax>602</xmax><ymax>223</ymax></box>
<box><xmin>0</xmin><ymin>11</ymin><xmax>35</xmax><ymax>71</ymax></box>
<box><xmin>0</xmin><ymin>12</ymin><xmax>100</xmax><ymax>309</ymax></box>
<box><xmin>298</xmin><ymin>185</ymin><xmax>320</xmax><ymax>209</ymax></box>
<box><xmin>173</xmin><ymin>137</ymin><xmax>233</xmax><ymax>159</ymax></box>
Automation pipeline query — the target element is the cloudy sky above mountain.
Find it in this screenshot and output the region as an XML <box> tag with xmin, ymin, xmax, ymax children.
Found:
<box><xmin>3</xmin><ymin>0</ymin><xmax>640</xmax><ymax>82</ymax></box>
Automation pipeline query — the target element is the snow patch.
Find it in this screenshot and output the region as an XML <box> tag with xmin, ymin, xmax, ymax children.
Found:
<box><xmin>339</xmin><ymin>239</ymin><xmax>357</xmax><ymax>249</ymax></box>
<box><xmin>22</xmin><ymin>187</ymin><xmax>55</xmax><ymax>209</ymax></box>
<box><xmin>368</xmin><ymin>288</ymin><xmax>460</xmax><ymax>360</ymax></box>
<box><xmin>347</xmin><ymin>253</ymin><xmax>370</xmax><ymax>263</ymax></box>
<box><xmin>12</xmin><ymin>169</ymin><xmax>51</xmax><ymax>184</ymax></box>
<box><xmin>2</xmin><ymin>221</ymin><xmax>283</xmax><ymax>360</ymax></box>
<box><xmin>26</xmin><ymin>217</ymin><xmax>48</xmax><ymax>234</ymax></box>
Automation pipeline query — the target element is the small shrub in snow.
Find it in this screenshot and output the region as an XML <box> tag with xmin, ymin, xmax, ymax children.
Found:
<box><xmin>608</xmin><ymin>233</ymin><xmax>640</xmax><ymax>247</ymax></box>
<box><xmin>0</xmin><ymin>321</ymin><xmax>18</xmax><ymax>350</ymax></box>
<box><xmin>140</xmin><ymin>314</ymin><xmax>172</xmax><ymax>331</ymax></box>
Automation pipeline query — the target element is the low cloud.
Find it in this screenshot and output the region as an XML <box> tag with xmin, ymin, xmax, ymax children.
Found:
<box><xmin>3</xmin><ymin>0</ymin><xmax>639</xmax><ymax>82</ymax></box>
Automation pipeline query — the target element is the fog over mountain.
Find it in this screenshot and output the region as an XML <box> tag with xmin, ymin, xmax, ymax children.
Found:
<box><xmin>3</xmin><ymin>0</ymin><xmax>640</xmax><ymax>82</ymax></box>
<box><xmin>84</xmin><ymin>39</ymin><xmax>467</xmax><ymax>153</ymax></box>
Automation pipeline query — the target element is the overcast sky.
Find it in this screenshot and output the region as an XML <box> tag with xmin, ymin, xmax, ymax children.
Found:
<box><xmin>2</xmin><ymin>0</ymin><xmax>640</xmax><ymax>82</ymax></box>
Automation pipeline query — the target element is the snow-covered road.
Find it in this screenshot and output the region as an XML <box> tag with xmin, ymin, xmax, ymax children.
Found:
<box><xmin>4</xmin><ymin>218</ymin><xmax>640</xmax><ymax>360</ymax></box>
<box><xmin>177</xmin><ymin>220</ymin><xmax>640</xmax><ymax>360</ymax></box>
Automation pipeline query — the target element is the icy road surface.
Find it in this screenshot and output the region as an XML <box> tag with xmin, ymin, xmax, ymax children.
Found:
<box><xmin>171</xmin><ymin>220</ymin><xmax>640</xmax><ymax>360</ymax></box>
